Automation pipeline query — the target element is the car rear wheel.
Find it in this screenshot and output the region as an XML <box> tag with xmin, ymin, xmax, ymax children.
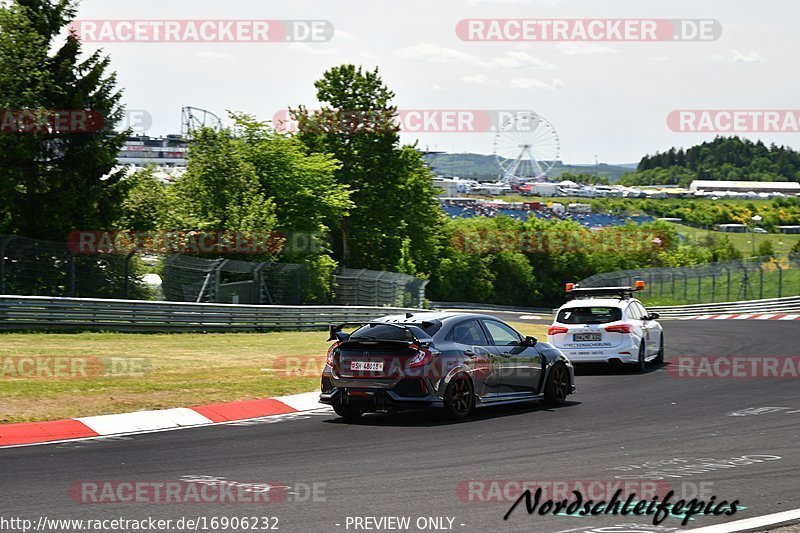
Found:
<box><xmin>544</xmin><ymin>362</ymin><xmax>569</xmax><ymax>405</ymax></box>
<box><xmin>443</xmin><ymin>376</ymin><xmax>473</xmax><ymax>420</ymax></box>
<box><xmin>654</xmin><ymin>334</ymin><xmax>664</xmax><ymax>364</ymax></box>
<box><xmin>333</xmin><ymin>401</ymin><xmax>363</xmax><ymax>420</ymax></box>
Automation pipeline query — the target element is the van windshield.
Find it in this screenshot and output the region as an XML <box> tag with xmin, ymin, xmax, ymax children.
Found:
<box><xmin>557</xmin><ymin>307</ymin><xmax>622</xmax><ymax>325</ymax></box>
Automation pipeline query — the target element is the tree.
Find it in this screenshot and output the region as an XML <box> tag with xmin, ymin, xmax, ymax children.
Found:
<box><xmin>0</xmin><ymin>0</ymin><xmax>128</xmax><ymax>239</ymax></box>
<box><xmin>116</xmin><ymin>168</ymin><xmax>170</xmax><ymax>230</ymax></box>
<box><xmin>756</xmin><ymin>239</ymin><xmax>775</xmax><ymax>258</ymax></box>
<box><xmin>172</xmin><ymin>116</ymin><xmax>351</xmax><ymax>264</ymax></box>
<box><xmin>292</xmin><ymin>65</ymin><xmax>445</xmax><ymax>274</ymax></box>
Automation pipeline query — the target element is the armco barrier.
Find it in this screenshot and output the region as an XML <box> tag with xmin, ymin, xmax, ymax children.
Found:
<box><xmin>0</xmin><ymin>295</ymin><xmax>425</xmax><ymax>332</ymax></box>
<box><xmin>648</xmin><ymin>295</ymin><xmax>800</xmax><ymax>318</ymax></box>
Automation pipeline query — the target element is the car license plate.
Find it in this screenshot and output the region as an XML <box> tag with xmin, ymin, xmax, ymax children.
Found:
<box><xmin>573</xmin><ymin>333</ymin><xmax>601</xmax><ymax>342</ymax></box>
<box><xmin>350</xmin><ymin>361</ymin><xmax>384</xmax><ymax>371</ymax></box>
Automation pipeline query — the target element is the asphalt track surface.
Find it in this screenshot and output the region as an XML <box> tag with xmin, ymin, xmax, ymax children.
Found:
<box><xmin>1</xmin><ymin>319</ymin><xmax>799</xmax><ymax>533</ymax></box>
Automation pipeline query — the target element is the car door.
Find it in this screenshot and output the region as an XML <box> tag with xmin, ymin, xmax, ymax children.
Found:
<box><xmin>481</xmin><ymin>319</ymin><xmax>542</xmax><ymax>395</ymax></box>
<box><xmin>638</xmin><ymin>302</ymin><xmax>661</xmax><ymax>354</ymax></box>
<box><xmin>450</xmin><ymin>319</ymin><xmax>499</xmax><ymax>397</ymax></box>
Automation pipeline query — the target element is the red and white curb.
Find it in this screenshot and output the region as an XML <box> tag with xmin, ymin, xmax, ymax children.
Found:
<box><xmin>681</xmin><ymin>313</ymin><xmax>800</xmax><ymax>321</ymax></box>
<box><xmin>0</xmin><ymin>391</ymin><xmax>325</xmax><ymax>448</ymax></box>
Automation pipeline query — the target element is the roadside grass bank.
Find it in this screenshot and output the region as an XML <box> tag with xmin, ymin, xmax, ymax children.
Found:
<box><xmin>0</xmin><ymin>323</ymin><xmax>549</xmax><ymax>423</ymax></box>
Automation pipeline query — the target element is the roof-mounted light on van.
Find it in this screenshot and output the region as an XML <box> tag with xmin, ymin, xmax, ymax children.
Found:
<box><xmin>565</xmin><ymin>283</ymin><xmax>575</xmax><ymax>293</ymax></box>
<box><xmin>634</xmin><ymin>280</ymin><xmax>645</xmax><ymax>291</ymax></box>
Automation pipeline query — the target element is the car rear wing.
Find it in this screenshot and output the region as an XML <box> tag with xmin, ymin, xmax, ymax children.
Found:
<box><xmin>327</xmin><ymin>322</ymin><xmax>434</xmax><ymax>345</ymax></box>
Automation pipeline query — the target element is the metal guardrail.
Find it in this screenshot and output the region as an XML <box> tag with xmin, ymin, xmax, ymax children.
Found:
<box><xmin>0</xmin><ymin>295</ymin><xmax>425</xmax><ymax>332</ymax></box>
<box><xmin>429</xmin><ymin>301</ymin><xmax>553</xmax><ymax>314</ymax></box>
<box><xmin>649</xmin><ymin>295</ymin><xmax>800</xmax><ymax>317</ymax></box>
<box><xmin>0</xmin><ymin>294</ymin><xmax>796</xmax><ymax>331</ymax></box>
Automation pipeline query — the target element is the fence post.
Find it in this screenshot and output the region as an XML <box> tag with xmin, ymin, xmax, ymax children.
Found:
<box><xmin>123</xmin><ymin>250</ymin><xmax>135</xmax><ymax>299</ymax></box>
<box><xmin>777</xmin><ymin>263</ymin><xmax>783</xmax><ymax>298</ymax></box>
<box><xmin>726</xmin><ymin>267</ymin><xmax>731</xmax><ymax>302</ymax></box>
<box><xmin>68</xmin><ymin>253</ymin><xmax>76</xmax><ymax>297</ymax></box>
<box><xmin>0</xmin><ymin>236</ymin><xmax>7</xmax><ymax>294</ymax></box>
<box><xmin>683</xmin><ymin>273</ymin><xmax>688</xmax><ymax>301</ymax></box>
<box><xmin>671</xmin><ymin>272</ymin><xmax>675</xmax><ymax>299</ymax></box>
<box><xmin>697</xmin><ymin>274</ymin><xmax>702</xmax><ymax>304</ymax></box>
<box><xmin>758</xmin><ymin>265</ymin><xmax>764</xmax><ymax>300</ymax></box>
<box><xmin>710</xmin><ymin>272</ymin><xmax>716</xmax><ymax>303</ymax></box>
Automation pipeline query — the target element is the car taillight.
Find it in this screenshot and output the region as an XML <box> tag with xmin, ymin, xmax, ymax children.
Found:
<box><xmin>548</xmin><ymin>326</ymin><xmax>568</xmax><ymax>335</ymax></box>
<box><xmin>605</xmin><ymin>324</ymin><xmax>633</xmax><ymax>333</ymax></box>
<box><xmin>407</xmin><ymin>345</ymin><xmax>432</xmax><ymax>368</ymax></box>
<box><xmin>326</xmin><ymin>342</ymin><xmax>340</xmax><ymax>369</ymax></box>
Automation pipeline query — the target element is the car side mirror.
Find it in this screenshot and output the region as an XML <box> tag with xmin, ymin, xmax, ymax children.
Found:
<box><xmin>648</xmin><ymin>312</ymin><xmax>660</xmax><ymax>320</ymax></box>
<box><xmin>525</xmin><ymin>336</ymin><xmax>538</xmax><ymax>347</ymax></box>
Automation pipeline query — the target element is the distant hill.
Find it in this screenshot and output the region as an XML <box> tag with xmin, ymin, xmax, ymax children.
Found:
<box><xmin>422</xmin><ymin>152</ymin><xmax>635</xmax><ymax>182</ymax></box>
<box><xmin>620</xmin><ymin>136</ymin><xmax>800</xmax><ymax>188</ymax></box>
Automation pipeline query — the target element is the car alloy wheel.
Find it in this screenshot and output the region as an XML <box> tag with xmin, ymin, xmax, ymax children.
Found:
<box><xmin>444</xmin><ymin>376</ymin><xmax>473</xmax><ymax>420</ymax></box>
<box><xmin>545</xmin><ymin>362</ymin><xmax>569</xmax><ymax>405</ymax></box>
<box><xmin>637</xmin><ymin>342</ymin><xmax>647</xmax><ymax>373</ymax></box>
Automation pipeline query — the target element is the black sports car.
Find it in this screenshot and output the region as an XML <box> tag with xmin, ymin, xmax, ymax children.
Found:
<box><xmin>320</xmin><ymin>312</ymin><xmax>575</xmax><ymax>420</ymax></box>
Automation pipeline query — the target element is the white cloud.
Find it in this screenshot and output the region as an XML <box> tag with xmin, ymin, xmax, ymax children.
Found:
<box><xmin>556</xmin><ymin>42</ymin><xmax>618</xmax><ymax>56</ymax></box>
<box><xmin>334</xmin><ymin>30</ymin><xmax>358</xmax><ymax>41</ymax></box>
<box><xmin>461</xmin><ymin>74</ymin><xmax>490</xmax><ymax>84</ymax></box>
<box><xmin>395</xmin><ymin>43</ymin><xmax>556</xmax><ymax>69</ymax></box>
<box><xmin>711</xmin><ymin>50</ymin><xmax>767</xmax><ymax>63</ymax></box>
<box><xmin>509</xmin><ymin>77</ymin><xmax>563</xmax><ymax>90</ymax></box>
<box><xmin>432</xmin><ymin>83</ymin><xmax>446</xmax><ymax>91</ymax></box>
<box><xmin>288</xmin><ymin>43</ymin><xmax>339</xmax><ymax>56</ymax></box>
<box><xmin>195</xmin><ymin>51</ymin><xmax>237</xmax><ymax>61</ymax></box>
<box><xmin>486</xmin><ymin>51</ymin><xmax>557</xmax><ymax>69</ymax></box>
<box><xmin>395</xmin><ymin>43</ymin><xmax>477</xmax><ymax>63</ymax></box>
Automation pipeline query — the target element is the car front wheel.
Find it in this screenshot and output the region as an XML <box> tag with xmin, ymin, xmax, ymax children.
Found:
<box><xmin>544</xmin><ymin>362</ymin><xmax>569</xmax><ymax>405</ymax></box>
<box><xmin>654</xmin><ymin>334</ymin><xmax>664</xmax><ymax>364</ymax></box>
<box><xmin>636</xmin><ymin>341</ymin><xmax>647</xmax><ymax>373</ymax></box>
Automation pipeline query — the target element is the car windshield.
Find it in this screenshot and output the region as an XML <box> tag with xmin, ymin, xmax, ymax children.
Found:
<box><xmin>349</xmin><ymin>323</ymin><xmax>436</xmax><ymax>341</ymax></box>
<box><xmin>557</xmin><ymin>306</ymin><xmax>622</xmax><ymax>325</ymax></box>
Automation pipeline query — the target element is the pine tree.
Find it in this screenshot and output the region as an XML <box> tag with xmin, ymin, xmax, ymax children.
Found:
<box><xmin>0</xmin><ymin>0</ymin><xmax>128</xmax><ymax>239</ymax></box>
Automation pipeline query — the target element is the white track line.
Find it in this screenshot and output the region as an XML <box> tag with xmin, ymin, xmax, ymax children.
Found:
<box><xmin>685</xmin><ymin>508</ymin><xmax>800</xmax><ymax>532</ymax></box>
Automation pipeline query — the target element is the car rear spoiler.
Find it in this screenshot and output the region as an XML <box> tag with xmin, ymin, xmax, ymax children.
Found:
<box><xmin>327</xmin><ymin>322</ymin><xmax>434</xmax><ymax>345</ymax></box>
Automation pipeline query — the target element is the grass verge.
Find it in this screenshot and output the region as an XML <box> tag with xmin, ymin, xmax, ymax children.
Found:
<box><xmin>0</xmin><ymin>322</ymin><xmax>549</xmax><ymax>423</ymax></box>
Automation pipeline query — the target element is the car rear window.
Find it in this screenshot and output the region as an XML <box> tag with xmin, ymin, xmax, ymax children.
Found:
<box><xmin>557</xmin><ymin>306</ymin><xmax>622</xmax><ymax>325</ymax></box>
<box><xmin>349</xmin><ymin>323</ymin><xmax>437</xmax><ymax>341</ymax></box>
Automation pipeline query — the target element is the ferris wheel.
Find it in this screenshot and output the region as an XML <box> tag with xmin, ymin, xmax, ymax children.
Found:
<box><xmin>493</xmin><ymin>111</ymin><xmax>560</xmax><ymax>183</ymax></box>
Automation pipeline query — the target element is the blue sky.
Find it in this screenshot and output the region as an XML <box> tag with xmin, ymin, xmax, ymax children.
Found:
<box><xmin>73</xmin><ymin>0</ymin><xmax>798</xmax><ymax>163</ymax></box>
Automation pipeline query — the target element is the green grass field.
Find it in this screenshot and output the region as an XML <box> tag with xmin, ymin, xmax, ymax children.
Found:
<box><xmin>667</xmin><ymin>222</ymin><xmax>800</xmax><ymax>257</ymax></box>
<box><xmin>0</xmin><ymin>322</ymin><xmax>549</xmax><ymax>423</ymax></box>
